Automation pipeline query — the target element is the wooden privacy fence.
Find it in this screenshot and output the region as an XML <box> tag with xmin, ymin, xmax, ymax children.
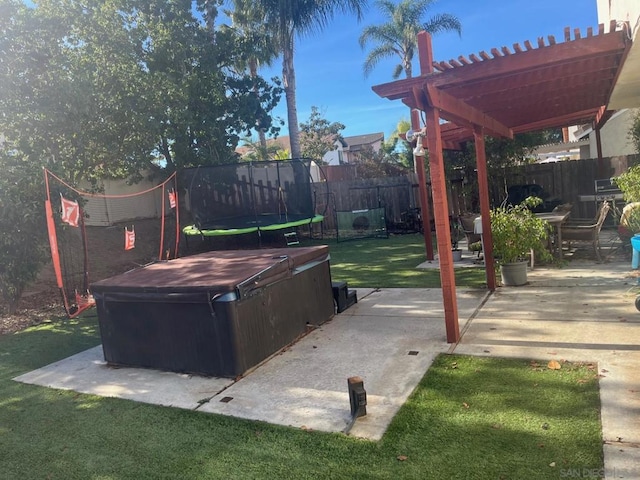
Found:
<box><xmin>490</xmin><ymin>154</ymin><xmax>640</xmax><ymax>218</ymax></box>
<box><xmin>314</xmin><ymin>174</ymin><xmax>420</xmax><ymax>231</ymax></box>
<box><xmin>312</xmin><ymin>154</ymin><xmax>640</xmax><ymax>234</ymax></box>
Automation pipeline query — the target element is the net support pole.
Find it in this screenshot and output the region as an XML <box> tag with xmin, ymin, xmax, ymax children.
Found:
<box><xmin>159</xmin><ymin>182</ymin><xmax>166</xmax><ymax>260</ymax></box>
<box><xmin>173</xmin><ymin>174</ymin><xmax>180</xmax><ymax>259</ymax></box>
<box><xmin>43</xmin><ymin>169</ymin><xmax>71</xmax><ymax>314</ymax></box>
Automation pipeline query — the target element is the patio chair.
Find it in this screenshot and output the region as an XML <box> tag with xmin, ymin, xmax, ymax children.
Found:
<box><xmin>560</xmin><ymin>201</ymin><xmax>611</xmax><ymax>261</ymax></box>
<box><xmin>458</xmin><ymin>213</ymin><xmax>482</xmax><ymax>256</ymax></box>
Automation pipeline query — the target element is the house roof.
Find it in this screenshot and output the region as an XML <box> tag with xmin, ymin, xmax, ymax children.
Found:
<box><xmin>372</xmin><ymin>21</ymin><xmax>633</xmax><ymax>148</ymax></box>
<box><xmin>342</xmin><ymin>132</ymin><xmax>384</xmax><ymax>151</ymax></box>
<box><xmin>343</xmin><ymin>132</ymin><xmax>384</xmax><ymax>146</ymax></box>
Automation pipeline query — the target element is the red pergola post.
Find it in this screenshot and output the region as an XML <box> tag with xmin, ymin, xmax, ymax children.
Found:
<box><xmin>473</xmin><ymin>126</ymin><xmax>496</xmax><ymax>291</ymax></box>
<box><xmin>410</xmin><ymin>109</ymin><xmax>434</xmax><ymax>260</ymax></box>
<box><xmin>424</xmin><ymin>105</ymin><xmax>460</xmax><ymax>343</ymax></box>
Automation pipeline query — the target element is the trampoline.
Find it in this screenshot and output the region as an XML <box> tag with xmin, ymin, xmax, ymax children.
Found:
<box><xmin>182</xmin><ymin>159</ymin><xmax>324</xmax><ymax>245</ymax></box>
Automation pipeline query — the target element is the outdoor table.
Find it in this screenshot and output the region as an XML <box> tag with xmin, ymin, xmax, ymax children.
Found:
<box><xmin>534</xmin><ymin>211</ymin><xmax>571</xmax><ymax>259</ymax></box>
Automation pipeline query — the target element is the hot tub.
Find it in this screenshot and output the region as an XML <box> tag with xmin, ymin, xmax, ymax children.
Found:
<box><xmin>90</xmin><ymin>246</ymin><xmax>334</xmax><ymax>378</ymax></box>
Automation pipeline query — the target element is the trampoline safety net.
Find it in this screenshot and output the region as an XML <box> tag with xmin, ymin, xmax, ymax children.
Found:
<box><xmin>336</xmin><ymin>207</ymin><xmax>388</xmax><ymax>242</ymax></box>
<box><xmin>183</xmin><ymin>160</ymin><xmax>316</xmax><ymax>231</ymax></box>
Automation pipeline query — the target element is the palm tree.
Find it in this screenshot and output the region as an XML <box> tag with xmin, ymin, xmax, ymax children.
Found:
<box><xmin>256</xmin><ymin>0</ymin><xmax>367</xmax><ymax>160</ymax></box>
<box><xmin>359</xmin><ymin>0</ymin><xmax>461</xmax><ymax>79</ymax></box>
<box><xmin>226</xmin><ymin>0</ymin><xmax>280</xmax><ymax>158</ymax></box>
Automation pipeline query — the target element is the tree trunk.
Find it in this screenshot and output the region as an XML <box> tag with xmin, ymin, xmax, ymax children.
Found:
<box><xmin>282</xmin><ymin>35</ymin><xmax>300</xmax><ymax>159</ymax></box>
<box><xmin>249</xmin><ymin>58</ymin><xmax>268</xmax><ymax>160</ymax></box>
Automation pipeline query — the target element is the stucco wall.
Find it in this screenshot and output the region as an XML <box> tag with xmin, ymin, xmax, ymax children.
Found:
<box><xmin>589</xmin><ymin>108</ymin><xmax>639</xmax><ymax>157</ymax></box>
<box><xmin>596</xmin><ymin>0</ymin><xmax>640</xmax><ymax>28</ymax></box>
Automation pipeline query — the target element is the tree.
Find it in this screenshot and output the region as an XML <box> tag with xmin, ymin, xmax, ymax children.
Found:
<box><xmin>238</xmin><ymin>136</ymin><xmax>286</xmax><ymax>161</ymax></box>
<box><xmin>225</xmin><ymin>0</ymin><xmax>282</xmax><ymax>157</ymax></box>
<box><xmin>353</xmin><ymin>144</ymin><xmax>411</xmax><ymax>178</ymax></box>
<box><xmin>443</xmin><ymin>130</ymin><xmax>562</xmax><ymax>211</ymax></box>
<box><xmin>359</xmin><ymin>0</ymin><xmax>461</xmax><ymax>79</ymax></box>
<box><xmin>256</xmin><ymin>0</ymin><xmax>367</xmax><ymax>159</ymax></box>
<box><xmin>390</xmin><ymin>118</ymin><xmax>414</xmax><ymax>168</ymax></box>
<box><xmin>0</xmin><ymin>0</ymin><xmax>282</xmax><ymax>310</ymax></box>
<box><xmin>1</xmin><ymin>0</ymin><xmax>283</xmax><ymax>182</ymax></box>
<box><xmin>299</xmin><ymin>106</ymin><xmax>345</xmax><ymax>162</ymax></box>
<box><xmin>0</xmin><ymin>150</ymin><xmax>51</xmax><ymax>314</ymax></box>
<box><xmin>140</xmin><ymin>0</ymin><xmax>282</xmax><ymax>170</ymax></box>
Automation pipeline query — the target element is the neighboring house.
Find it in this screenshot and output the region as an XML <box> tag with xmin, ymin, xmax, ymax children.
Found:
<box><xmin>534</xmin><ymin>141</ymin><xmax>589</xmax><ymax>163</ymax></box>
<box><xmin>579</xmin><ymin>0</ymin><xmax>640</xmax><ymax>157</ymax></box>
<box><xmin>574</xmin><ymin>109</ymin><xmax>640</xmax><ymax>158</ymax></box>
<box><xmin>322</xmin><ymin>132</ymin><xmax>384</xmax><ymax>165</ymax></box>
<box><xmin>79</xmin><ymin>173</ymin><xmax>166</xmax><ymax>226</ymax></box>
<box><xmin>536</xmin><ymin>1</ymin><xmax>640</xmax><ymax>160</ymax></box>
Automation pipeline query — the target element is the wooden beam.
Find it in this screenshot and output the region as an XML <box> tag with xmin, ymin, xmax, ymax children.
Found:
<box><xmin>401</xmin><ymin>97</ymin><xmax>418</xmax><ymax>110</ymax></box>
<box><xmin>513</xmin><ymin>108</ymin><xmax>602</xmax><ymax>132</ymax></box>
<box><xmin>473</xmin><ymin>126</ymin><xmax>496</xmax><ymax>291</ymax></box>
<box><xmin>595</xmin><ymin>107</ymin><xmax>614</xmax><ymax>130</ymax></box>
<box><xmin>418</xmin><ymin>31</ymin><xmax>434</xmax><ymax>75</ymax></box>
<box><xmin>410</xmin><ymin>108</ymin><xmax>434</xmax><ymax>261</ymax></box>
<box><xmin>423</xmin><ymin>83</ymin><xmax>513</xmax><ymax>139</ymax></box>
<box><xmin>423</xmin><ymin>104</ymin><xmax>460</xmax><ymax>343</ymax></box>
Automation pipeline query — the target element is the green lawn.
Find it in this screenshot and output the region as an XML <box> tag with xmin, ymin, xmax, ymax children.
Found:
<box><xmin>0</xmin><ymin>234</ymin><xmax>603</xmax><ymax>479</ymax></box>
<box><xmin>0</xmin><ymin>319</ymin><xmax>603</xmax><ymax>479</ymax></box>
<box><xmin>304</xmin><ymin>233</ymin><xmax>487</xmax><ymax>288</ymax></box>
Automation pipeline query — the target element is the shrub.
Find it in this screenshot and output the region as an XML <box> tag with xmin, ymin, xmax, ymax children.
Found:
<box><xmin>490</xmin><ymin>197</ymin><xmax>552</xmax><ymax>265</ymax></box>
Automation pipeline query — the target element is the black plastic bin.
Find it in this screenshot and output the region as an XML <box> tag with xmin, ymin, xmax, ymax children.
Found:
<box><xmin>91</xmin><ymin>246</ymin><xmax>334</xmax><ymax>378</ymax></box>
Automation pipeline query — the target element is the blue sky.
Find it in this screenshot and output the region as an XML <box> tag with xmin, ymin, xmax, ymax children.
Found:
<box><xmin>252</xmin><ymin>0</ymin><xmax>599</xmax><ymax>140</ymax></box>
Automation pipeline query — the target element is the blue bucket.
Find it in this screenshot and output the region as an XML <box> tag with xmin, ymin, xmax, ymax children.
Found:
<box><xmin>631</xmin><ymin>235</ymin><xmax>640</xmax><ymax>269</ymax></box>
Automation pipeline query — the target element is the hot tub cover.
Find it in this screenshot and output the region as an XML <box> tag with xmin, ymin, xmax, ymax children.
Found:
<box><xmin>91</xmin><ymin>246</ymin><xmax>330</xmax><ymax>297</ymax></box>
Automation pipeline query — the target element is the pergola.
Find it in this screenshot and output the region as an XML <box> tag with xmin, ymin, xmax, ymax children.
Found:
<box><xmin>372</xmin><ymin>21</ymin><xmax>633</xmax><ymax>343</ymax></box>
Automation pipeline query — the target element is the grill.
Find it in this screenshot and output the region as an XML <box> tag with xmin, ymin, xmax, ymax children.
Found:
<box><xmin>594</xmin><ymin>178</ymin><xmax>623</xmax><ymax>201</ymax></box>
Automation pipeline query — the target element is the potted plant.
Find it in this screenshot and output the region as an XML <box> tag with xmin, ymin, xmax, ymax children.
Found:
<box><xmin>490</xmin><ymin>197</ymin><xmax>552</xmax><ymax>286</ymax></box>
<box><xmin>613</xmin><ymin>166</ymin><xmax>640</xmax><ymax>248</ymax></box>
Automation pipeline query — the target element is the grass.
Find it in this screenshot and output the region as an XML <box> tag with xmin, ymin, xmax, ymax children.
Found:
<box><xmin>0</xmin><ymin>234</ymin><xmax>603</xmax><ymax>478</ymax></box>
<box><xmin>303</xmin><ymin>233</ymin><xmax>487</xmax><ymax>288</ymax></box>
<box><xmin>0</xmin><ymin>318</ymin><xmax>603</xmax><ymax>479</ymax></box>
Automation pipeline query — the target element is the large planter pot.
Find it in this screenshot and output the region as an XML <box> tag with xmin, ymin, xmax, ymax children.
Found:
<box><xmin>500</xmin><ymin>261</ymin><xmax>528</xmax><ymax>286</ymax></box>
<box><xmin>452</xmin><ymin>249</ymin><xmax>463</xmax><ymax>262</ymax></box>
